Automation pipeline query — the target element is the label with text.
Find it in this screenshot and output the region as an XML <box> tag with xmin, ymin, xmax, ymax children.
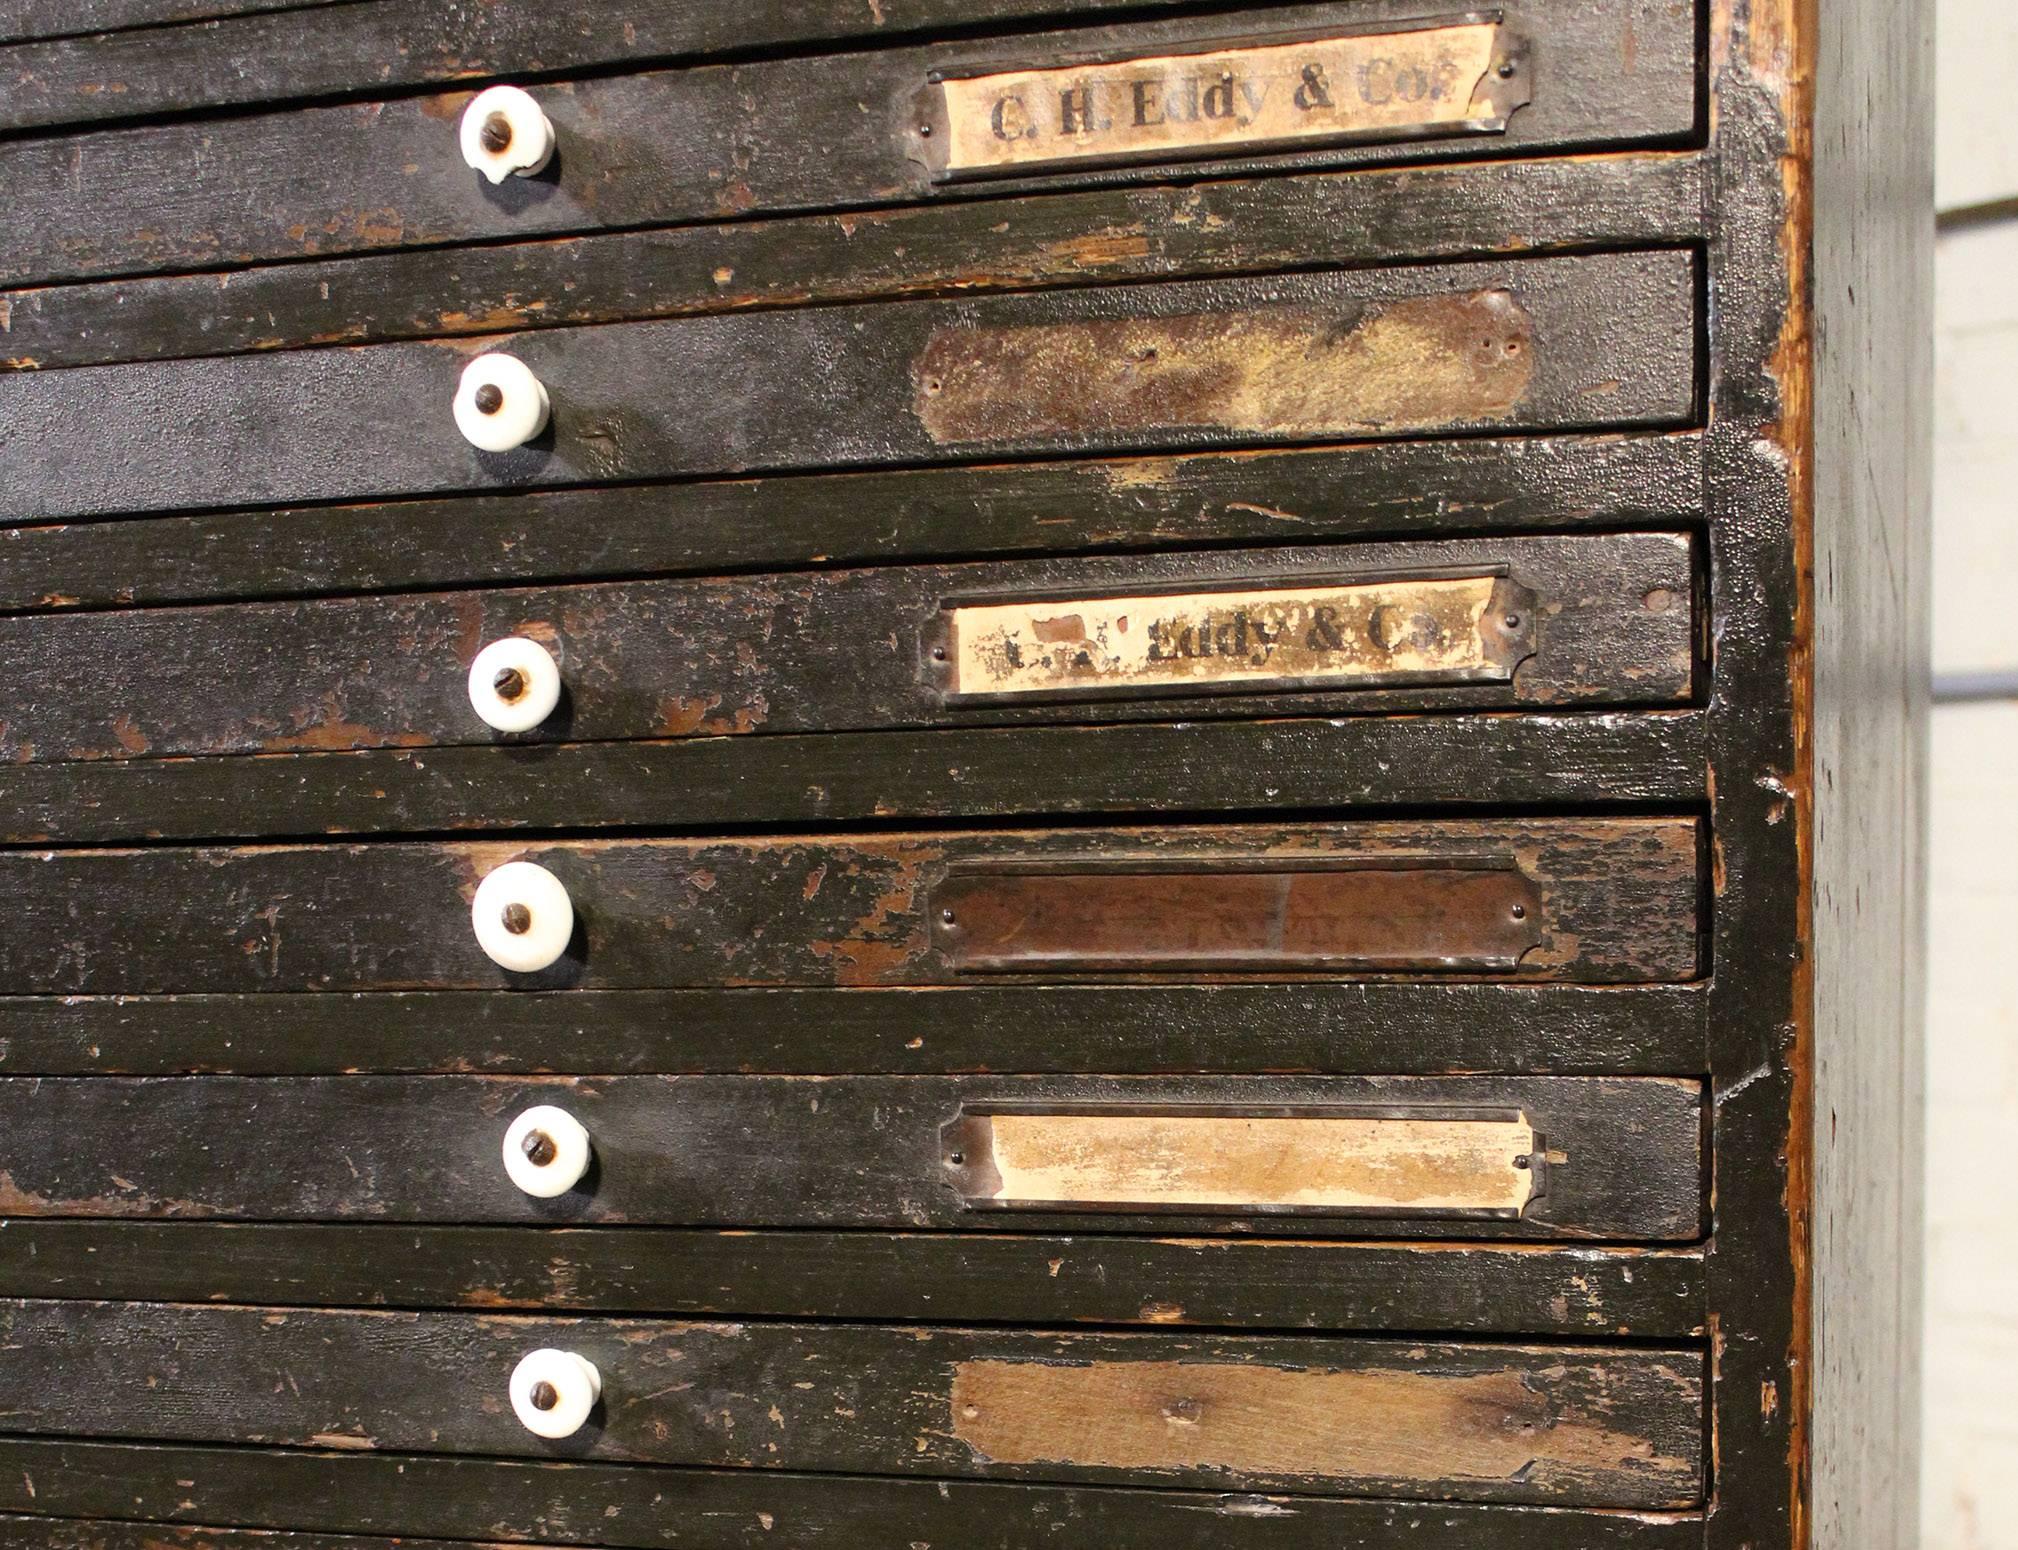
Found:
<box><xmin>938</xmin><ymin>573</ymin><xmax>1532</xmax><ymax>700</ymax></box>
<box><xmin>926</xmin><ymin>17</ymin><xmax>1525</xmax><ymax>178</ymax></box>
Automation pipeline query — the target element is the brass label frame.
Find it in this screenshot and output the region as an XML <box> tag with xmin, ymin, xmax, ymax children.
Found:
<box><xmin>916</xmin><ymin>12</ymin><xmax>1531</xmax><ymax>181</ymax></box>
<box><xmin>924</xmin><ymin>570</ymin><xmax>1537</xmax><ymax>703</ymax></box>
<box><xmin>929</xmin><ymin>856</ymin><xmax>1546</xmax><ymax>975</ymax></box>
<box><xmin>940</xmin><ymin>1101</ymin><xmax>1548</xmax><ymax>1217</ymax></box>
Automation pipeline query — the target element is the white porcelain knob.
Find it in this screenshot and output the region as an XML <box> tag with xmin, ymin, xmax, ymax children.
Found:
<box><xmin>509</xmin><ymin>1348</ymin><xmax>601</xmax><ymax>1439</ymax></box>
<box><xmin>503</xmin><ymin>1104</ymin><xmax>592</xmax><ymax>1198</ymax></box>
<box><xmin>468</xmin><ymin>637</ymin><xmax>561</xmax><ymax>732</ymax></box>
<box><xmin>460</xmin><ymin>85</ymin><xmax>555</xmax><ymax>184</ymax></box>
<box><xmin>454</xmin><ymin>353</ymin><xmax>550</xmax><ymax>453</ymax></box>
<box><xmin>472</xmin><ymin>860</ymin><xmax>574</xmax><ymax>973</ymax></box>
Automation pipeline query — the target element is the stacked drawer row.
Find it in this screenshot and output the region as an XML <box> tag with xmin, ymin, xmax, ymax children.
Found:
<box><xmin>0</xmin><ymin>2</ymin><xmax>1714</xmax><ymax>1546</ymax></box>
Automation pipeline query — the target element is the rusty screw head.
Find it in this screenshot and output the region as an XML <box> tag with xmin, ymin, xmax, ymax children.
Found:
<box><xmin>493</xmin><ymin>666</ymin><xmax>528</xmax><ymax>702</ymax></box>
<box><xmin>529</xmin><ymin>1380</ymin><xmax>559</xmax><ymax>1411</ymax></box>
<box><xmin>473</xmin><ymin>382</ymin><xmax>506</xmax><ymax>416</ymax></box>
<box><xmin>501</xmin><ymin>901</ymin><xmax>534</xmax><ymax>935</ymax></box>
<box><xmin>480</xmin><ymin>112</ymin><xmax>514</xmax><ymax>154</ymax></box>
<box><xmin>521</xmin><ymin>1128</ymin><xmax>558</xmax><ymax>1167</ymax></box>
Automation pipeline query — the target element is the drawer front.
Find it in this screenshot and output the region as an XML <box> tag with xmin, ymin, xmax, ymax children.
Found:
<box><xmin>0</xmin><ymin>534</ymin><xmax>1696</xmax><ymax>764</ymax></box>
<box><xmin>0</xmin><ymin>1300</ymin><xmax>1706</xmax><ymax>1508</ymax></box>
<box><xmin>0</xmin><ymin>1074</ymin><xmax>1706</xmax><ymax>1238</ymax></box>
<box><xmin>0</xmin><ymin>254</ymin><xmax>1698</xmax><ymax>522</ymax></box>
<box><xmin>0</xmin><ymin>0</ymin><xmax>1698</xmax><ymax>287</ymax></box>
<box><xmin>0</xmin><ymin>819</ymin><xmax>1701</xmax><ymax>993</ymax></box>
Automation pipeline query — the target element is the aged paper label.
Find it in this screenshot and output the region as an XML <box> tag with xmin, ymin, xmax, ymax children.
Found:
<box><xmin>952</xmin><ymin>1109</ymin><xmax>1540</xmax><ymax>1214</ymax></box>
<box><xmin>942</xmin><ymin>573</ymin><xmax>1522</xmax><ymax>699</ymax></box>
<box><xmin>930</xmin><ymin>19</ymin><xmax>1518</xmax><ymax>178</ymax></box>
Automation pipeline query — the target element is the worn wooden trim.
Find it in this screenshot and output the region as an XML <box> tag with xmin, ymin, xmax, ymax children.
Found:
<box><xmin>0</xmin><ymin>710</ymin><xmax>1712</xmax><ymax>845</ymax></box>
<box><xmin>0</xmin><ymin>0</ymin><xmax>1699</xmax><ymax>285</ymax></box>
<box><xmin>0</xmin><ymin>0</ymin><xmax>347</xmax><ymax>46</ymax></box>
<box><xmin>0</xmin><ymin>1074</ymin><xmax>1705</xmax><ymax>1238</ymax></box>
<box><xmin>0</xmin><ymin>1301</ymin><xmax>1708</xmax><ymax>1506</ymax></box>
<box><xmin>0</xmin><ymin>152</ymin><xmax>1707</xmax><ymax>373</ymax></box>
<box><xmin>0</xmin><ymin>0</ymin><xmax>1207</xmax><ymax>120</ymax></box>
<box><xmin>0</xmin><ymin>1222</ymin><xmax>1709</xmax><ymax>1336</ymax></box>
<box><xmin>0</xmin><ymin>432</ymin><xmax>1708</xmax><ymax>615</ymax></box>
<box><xmin>0</xmin><ymin>1438</ymin><xmax>1710</xmax><ymax>1550</ymax></box>
<box><xmin>0</xmin><ymin>533</ymin><xmax>1699</xmax><ymax>765</ymax></box>
<box><xmin>0</xmin><ymin>253</ymin><xmax>1702</xmax><ymax>523</ymax></box>
<box><xmin>0</xmin><ymin>819</ymin><xmax>1702</xmax><ymax>994</ymax></box>
<box><xmin>0</xmin><ymin>982</ymin><xmax>1712</xmax><ymax>1078</ymax></box>
<box><xmin>0</xmin><ymin>1520</ymin><xmax>550</xmax><ymax>1550</ymax></box>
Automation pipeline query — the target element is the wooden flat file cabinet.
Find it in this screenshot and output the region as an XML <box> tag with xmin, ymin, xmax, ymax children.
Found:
<box><xmin>0</xmin><ymin>2</ymin><xmax>1927</xmax><ymax>1547</ymax></box>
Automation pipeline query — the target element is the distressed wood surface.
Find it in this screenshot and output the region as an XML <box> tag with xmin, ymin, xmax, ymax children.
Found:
<box><xmin>0</xmin><ymin>1221</ymin><xmax>1709</xmax><ymax>1336</ymax></box>
<box><xmin>0</xmin><ymin>1440</ymin><xmax>1709</xmax><ymax>1550</ymax></box>
<box><xmin>0</xmin><ymin>432</ymin><xmax>1706</xmax><ymax>615</ymax></box>
<box><xmin>0</xmin><ymin>711</ymin><xmax>1711</xmax><ymax>846</ymax></box>
<box><xmin>0</xmin><ymin>1300</ymin><xmax>1707</xmax><ymax>1507</ymax></box>
<box><xmin>0</xmin><ymin>1522</ymin><xmax>552</xmax><ymax>1550</ymax></box>
<box><xmin>0</xmin><ymin>0</ymin><xmax>345</xmax><ymax>45</ymax></box>
<box><xmin>0</xmin><ymin>981</ymin><xmax>1711</xmax><ymax>1078</ymax></box>
<box><xmin>0</xmin><ymin>0</ymin><xmax>1208</xmax><ymax>125</ymax></box>
<box><xmin>0</xmin><ymin>533</ymin><xmax>1696</xmax><ymax>765</ymax></box>
<box><xmin>0</xmin><ymin>152</ymin><xmax>1706</xmax><ymax>374</ymax></box>
<box><xmin>0</xmin><ymin>1074</ymin><xmax>1705</xmax><ymax>1238</ymax></box>
<box><xmin>0</xmin><ymin>254</ymin><xmax>1700</xmax><ymax>524</ymax></box>
<box><xmin>0</xmin><ymin>819</ymin><xmax>1702</xmax><ymax>994</ymax></box>
<box><xmin>0</xmin><ymin>0</ymin><xmax>1698</xmax><ymax>285</ymax></box>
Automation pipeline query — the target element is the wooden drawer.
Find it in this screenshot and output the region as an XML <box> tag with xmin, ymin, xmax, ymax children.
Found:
<box><xmin>0</xmin><ymin>0</ymin><xmax>1699</xmax><ymax>286</ymax></box>
<box><xmin>0</xmin><ymin>533</ymin><xmax>1696</xmax><ymax>764</ymax></box>
<box><xmin>0</xmin><ymin>1074</ymin><xmax>1705</xmax><ymax>1239</ymax></box>
<box><xmin>0</xmin><ymin>254</ymin><xmax>1698</xmax><ymax>522</ymax></box>
<box><xmin>0</xmin><ymin>1299</ymin><xmax>1706</xmax><ymax>1509</ymax></box>
<box><xmin>0</xmin><ymin>819</ymin><xmax>1702</xmax><ymax>994</ymax></box>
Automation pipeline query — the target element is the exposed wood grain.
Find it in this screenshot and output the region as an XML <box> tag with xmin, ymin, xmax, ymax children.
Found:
<box><xmin>0</xmin><ymin>1437</ymin><xmax>1709</xmax><ymax>1549</ymax></box>
<box><xmin>0</xmin><ymin>432</ymin><xmax>1707</xmax><ymax>615</ymax></box>
<box><xmin>0</xmin><ymin>1221</ymin><xmax>1709</xmax><ymax>1337</ymax></box>
<box><xmin>0</xmin><ymin>711</ymin><xmax>1712</xmax><ymax>846</ymax></box>
<box><xmin>0</xmin><ymin>819</ymin><xmax>1703</xmax><ymax>993</ymax></box>
<box><xmin>0</xmin><ymin>0</ymin><xmax>1698</xmax><ymax>283</ymax></box>
<box><xmin>0</xmin><ymin>1074</ymin><xmax>1704</xmax><ymax>1237</ymax></box>
<box><xmin>947</xmin><ymin>1353</ymin><xmax>1699</xmax><ymax>1503</ymax></box>
<box><xmin>0</xmin><ymin>533</ymin><xmax>1698</xmax><ymax>764</ymax></box>
<box><xmin>0</xmin><ymin>980</ymin><xmax>1712</xmax><ymax>1078</ymax></box>
<box><xmin>0</xmin><ymin>254</ymin><xmax>1701</xmax><ymax>523</ymax></box>
<box><xmin>0</xmin><ymin>1300</ymin><xmax>1707</xmax><ymax>1506</ymax></box>
<box><xmin>0</xmin><ymin>152</ymin><xmax>1706</xmax><ymax>373</ymax></box>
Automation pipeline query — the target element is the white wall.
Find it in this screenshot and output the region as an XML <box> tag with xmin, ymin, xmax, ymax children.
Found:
<box><xmin>1924</xmin><ymin>3</ymin><xmax>2018</xmax><ymax>1543</ymax></box>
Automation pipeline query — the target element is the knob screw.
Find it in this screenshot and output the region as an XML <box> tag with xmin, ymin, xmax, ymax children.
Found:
<box><xmin>501</xmin><ymin>901</ymin><xmax>534</xmax><ymax>935</ymax></box>
<box><xmin>473</xmin><ymin>382</ymin><xmax>506</xmax><ymax>416</ymax></box>
<box><xmin>493</xmin><ymin>666</ymin><xmax>527</xmax><ymax>701</ymax></box>
<box><xmin>521</xmin><ymin>1129</ymin><xmax>558</xmax><ymax>1167</ymax></box>
<box><xmin>480</xmin><ymin>112</ymin><xmax>514</xmax><ymax>154</ymax></box>
<box><xmin>529</xmin><ymin>1380</ymin><xmax>559</xmax><ymax>1411</ymax></box>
